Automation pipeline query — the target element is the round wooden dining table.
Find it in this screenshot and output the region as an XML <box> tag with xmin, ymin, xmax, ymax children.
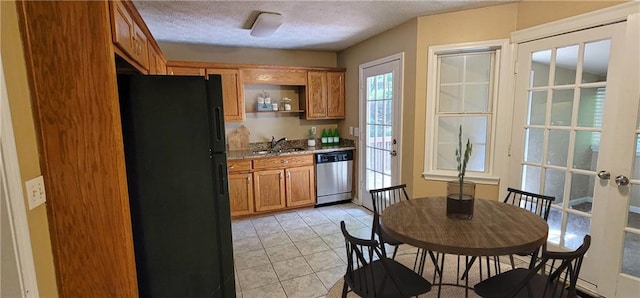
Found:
<box><xmin>380</xmin><ymin>197</ymin><xmax>549</xmax><ymax>257</ymax></box>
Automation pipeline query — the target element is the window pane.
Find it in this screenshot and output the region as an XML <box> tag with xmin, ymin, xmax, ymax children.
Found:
<box><xmin>524</xmin><ymin>128</ymin><xmax>544</xmax><ymax>164</ymax></box>
<box><xmin>547</xmin><ymin>130</ymin><xmax>570</xmax><ymax>167</ymax></box>
<box><xmin>577</xmin><ymin>87</ymin><xmax>605</xmax><ymax>128</ymax></box>
<box><xmin>467</xmin><ymin>144</ymin><xmax>485</xmax><ymax>172</ymax></box>
<box><xmin>528</xmin><ymin>91</ymin><xmax>547</xmax><ymax>125</ymax></box>
<box><xmin>569</xmin><ymin>173</ymin><xmax>594</xmax><ymax>214</ymax></box>
<box><xmin>522</xmin><ymin>165</ymin><xmax>541</xmax><ymax>193</ymax></box>
<box><xmin>551</xmin><ymin>89</ymin><xmax>573</xmax><ymax>126</ymax></box>
<box><xmin>582</xmin><ymin>39</ymin><xmax>610</xmax><ymax>83</ymax></box>
<box><xmin>548</xmin><ymin>208</ymin><xmax>562</xmax><ymax>244</ymax></box>
<box><xmin>573</xmin><ymin>131</ymin><xmax>599</xmax><ymax>171</ymax></box>
<box><xmin>564</xmin><ymin>212</ymin><xmax>590</xmax><ymax>250</ymax></box>
<box><xmin>464</xmin><ymin>84</ymin><xmax>489</xmax><ymax>112</ymax></box>
<box><xmin>622</xmin><ymin>232</ymin><xmax>640</xmax><ymax>277</ymax></box>
<box><xmin>554</xmin><ymin>45</ymin><xmax>579</xmax><ymax>86</ymax></box>
<box><xmin>531</xmin><ymin>50</ymin><xmax>552</xmax><ymax>87</ymax></box>
<box><xmin>466</xmin><ymin>53</ymin><xmax>491</xmax><ymax>82</ymax></box>
<box><xmin>440</xmin><ymin>56</ymin><xmax>464</xmax><ymax>83</ymax></box>
<box><xmin>462</xmin><ymin>116</ymin><xmax>488</xmax><ymax>144</ymax></box>
<box><xmin>437</xmin><ymin>143</ymin><xmax>457</xmax><ymax>170</ymax></box>
<box><xmin>544</xmin><ymin>168</ymin><xmax>565</xmax><ymax>204</ymax></box>
<box><xmin>439</xmin><ymin>85</ymin><xmax>462</xmax><ymax>112</ymax></box>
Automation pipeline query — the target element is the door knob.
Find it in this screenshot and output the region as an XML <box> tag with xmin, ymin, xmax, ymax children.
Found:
<box><xmin>615</xmin><ymin>175</ymin><xmax>629</xmax><ymax>186</ymax></box>
<box><xmin>390</xmin><ymin>150</ymin><xmax>397</xmax><ymax>157</ymax></box>
<box><xmin>597</xmin><ymin>171</ymin><xmax>611</xmax><ymax>180</ymax></box>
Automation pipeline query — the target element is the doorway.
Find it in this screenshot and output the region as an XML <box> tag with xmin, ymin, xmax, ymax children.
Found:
<box><xmin>510</xmin><ymin>16</ymin><xmax>639</xmax><ymax>296</ymax></box>
<box><xmin>358</xmin><ymin>53</ymin><xmax>403</xmax><ymax>211</ymax></box>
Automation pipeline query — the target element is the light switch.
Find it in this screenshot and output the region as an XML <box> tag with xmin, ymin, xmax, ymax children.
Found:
<box><xmin>353</xmin><ymin>127</ymin><xmax>360</xmax><ymax>137</ymax></box>
<box><xmin>26</xmin><ymin>175</ymin><xmax>46</xmax><ymax>210</ymax></box>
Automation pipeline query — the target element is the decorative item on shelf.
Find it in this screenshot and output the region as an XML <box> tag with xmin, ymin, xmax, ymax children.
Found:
<box><xmin>256</xmin><ymin>91</ymin><xmax>273</xmax><ymax>111</ymax></box>
<box><xmin>446</xmin><ymin>125</ymin><xmax>475</xmax><ymax>219</ymax></box>
<box><xmin>307</xmin><ymin>129</ymin><xmax>316</xmax><ymax>147</ymax></box>
<box><xmin>281</xmin><ymin>97</ymin><xmax>292</xmax><ymax>111</ymax></box>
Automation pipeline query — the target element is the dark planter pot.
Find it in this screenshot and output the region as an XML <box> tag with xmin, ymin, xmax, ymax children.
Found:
<box><xmin>446</xmin><ymin>181</ymin><xmax>475</xmax><ymax>219</ymax></box>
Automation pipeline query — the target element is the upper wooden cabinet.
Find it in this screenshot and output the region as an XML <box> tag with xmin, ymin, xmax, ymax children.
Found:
<box><xmin>207</xmin><ymin>68</ymin><xmax>245</xmax><ymax>122</ymax></box>
<box><xmin>242</xmin><ymin>68</ymin><xmax>307</xmax><ymax>85</ymax></box>
<box><xmin>303</xmin><ymin>71</ymin><xmax>345</xmax><ymax>119</ymax></box>
<box><xmin>110</xmin><ymin>0</ymin><xmax>149</xmax><ymax>70</ymax></box>
<box><xmin>166</xmin><ymin>66</ymin><xmax>206</xmax><ymax>76</ymax></box>
<box><xmin>147</xmin><ymin>46</ymin><xmax>166</xmax><ymax>75</ymax></box>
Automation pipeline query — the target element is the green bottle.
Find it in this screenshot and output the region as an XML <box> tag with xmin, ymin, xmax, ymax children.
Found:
<box><xmin>327</xmin><ymin>129</ymin><xmax>334</xmax><ymax>145</ymax></box>
<box><xmin>334</xmin><ymin>128</ymin><xmax>340</xmax><ymax>145</ymax></box>
<box><xmin>321</xmin><ymin>129</ymin><xmax>328</xmax><ymax>144</ymax></box>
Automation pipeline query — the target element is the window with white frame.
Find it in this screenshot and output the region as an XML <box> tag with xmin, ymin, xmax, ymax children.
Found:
<box><xmin>424</xmin><ymin>41</ymin><xmax>508</xmax><ymax>184</ymax></box>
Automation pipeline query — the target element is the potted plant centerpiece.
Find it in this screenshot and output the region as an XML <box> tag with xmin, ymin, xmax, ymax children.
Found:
<box><xmin>446</xmin><ymin>125</ymin><xmax>475</xmax><ymax>219</ymax></box>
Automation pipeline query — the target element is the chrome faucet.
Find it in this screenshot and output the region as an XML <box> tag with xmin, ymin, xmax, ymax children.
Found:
<box><xmin>271</xmin><ymin>136</ymin><xmax>287</xmax><ymax>150</ymax></box>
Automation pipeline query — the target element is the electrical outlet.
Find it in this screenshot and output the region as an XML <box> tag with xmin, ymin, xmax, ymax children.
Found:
<box><xmin>311</xmin><ymin>127</ymin><xmax>316</xmax><ymax>134</ymax></box>
<box><xmin>353</xmin><ymin>127</ymin><xmax>360</xmax><ymax>137</ymax></box>
<box><xmin>26</xmin><ymin>176</ymin><xmax>46</xmax><ymax>210</ymax></box>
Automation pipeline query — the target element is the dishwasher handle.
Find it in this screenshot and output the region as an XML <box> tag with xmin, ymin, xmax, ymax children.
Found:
<box><xmin>316</xmin><ymin>150</ymin><xmax>353</xmax><ymax>164</ymax></box>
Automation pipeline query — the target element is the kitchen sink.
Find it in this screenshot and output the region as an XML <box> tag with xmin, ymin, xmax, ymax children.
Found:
<box><xmin>276</xmin><ymin>147</ymin><xmax>306</xmax><ymax>153</ymax></box>
<box><xmin>251</xmin><ymin>147</ymin><xmax>306</xmax><ymax>155</ymax></box>
<box><xmin>252</xmin><ymin>150</ymin><xmax>271</xmax><ymax>155</ymax></box>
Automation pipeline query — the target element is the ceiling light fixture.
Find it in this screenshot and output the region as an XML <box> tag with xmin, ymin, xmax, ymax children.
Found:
<box><xmin>250</xmin><ymin>12</ymin><xmax>283</xmax><ymax>37</ymax></box>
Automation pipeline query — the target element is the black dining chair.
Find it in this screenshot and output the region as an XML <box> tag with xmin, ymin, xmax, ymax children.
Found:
<box><xmin>369</xmin><ymin>184</ymin><xmax>410</xmax><ymax>259</ymax></box>
<box><xmin>462</xmin><ymin>187</ymin><xmax>556</xmax><ymax>280</ymax></box>
<box><xmin>340</xmin><ymin>221</ymin><xmax>432</xmax><ymax>298</ymax></box>
<box><xmin>474</xmin><ymin>235</ymin><xmax>591</xmax><ymax>298</ymax></box>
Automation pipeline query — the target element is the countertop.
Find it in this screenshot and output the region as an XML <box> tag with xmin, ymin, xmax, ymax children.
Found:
<box><xmin>227</xmin><ymin>144</ymin><xmax>356</xmax><ymax>160</ymax></box>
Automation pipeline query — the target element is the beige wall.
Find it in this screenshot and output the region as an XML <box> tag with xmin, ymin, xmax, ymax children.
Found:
<box><xmin>1</xmin><ymin>1</ymin><xmax>58</xmax><ymax>296</ymax></box>
<box><xmin>159</xmin><ymin>42</ymin><xmax>338</xmax><ymax>67</ymax></box>
<box><xmin>516</xmin><ymin>0</ymin><xmax>627</xmax><ymax>30</ymax></box>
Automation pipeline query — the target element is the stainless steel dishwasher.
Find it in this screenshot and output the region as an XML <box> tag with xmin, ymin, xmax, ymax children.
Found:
<box><xmin>315</xmin><ymin>150</ymin><xmax>353</xmax><ymax>206</ymax></box>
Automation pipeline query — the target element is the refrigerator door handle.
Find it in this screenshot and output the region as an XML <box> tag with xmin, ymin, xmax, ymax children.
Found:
<box><xmin>214</xmin><ymin>106</ymin><xmax>223</xmax><ymax>142</ymax></box>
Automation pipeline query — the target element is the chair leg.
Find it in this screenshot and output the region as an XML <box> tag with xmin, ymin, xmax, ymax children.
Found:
<box><xmin>509</xmin><ymin>254</ymin><xmax>516</xmax><ymax>269</ymax></box>
<box><xmin>460</xmin><ymin>256</ymin><xmax>477</xmax><ymax>280</ymax></box>
<box><xmin>341</xmin><ymin>280</ymin><xmax>348</xmax><ymax>298</ymax></box>
<box><xmin>392</xmin><ymin>245</ymin><xmax>399</xmax><ymax>259</ymax></box>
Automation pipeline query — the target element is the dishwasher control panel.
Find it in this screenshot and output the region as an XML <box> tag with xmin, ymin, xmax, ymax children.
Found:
<box><xmin>316</xmin><ymin>150</ymin><xmax>353</xmax><ymax>164</ymax></box>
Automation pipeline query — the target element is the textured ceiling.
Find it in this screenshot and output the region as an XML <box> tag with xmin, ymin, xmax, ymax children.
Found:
<box><xmin>133</xmin><ymin>0</ymin><xmax>515</xmax><ymax>52</ymax></box>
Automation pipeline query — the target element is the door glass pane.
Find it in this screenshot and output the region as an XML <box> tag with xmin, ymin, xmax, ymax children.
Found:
<box><xmin>531</xmin><ymin>50</ymin><xmax>552</xmax><ymax>87</ymax></box>
<box><xmin>582</xmin><ymin>39</ymin><xmax>610</xmax><ymax>83</ymax></box>
<box><xmin>569</xmin><ymin>173</ymin><xmax>594</xmax><ymax>214</ymax></box>
<box><xmin>528</xmin><ymin>91</ymin><xmax>547</xmax><ymax>125</ymax></box>
<box><xmin>544</xmin><ymin>168</ymin><xmax>566</xmax><ymax>204</ymax></box>
<box><xmin>629</xmin><ymin>185</ymin><xmax>640</xmax><ymax>229</ymax></box>
<box><xmin>622</xmin><ymin>232</ymin><xmax>640</xmax><ymax>277</ymax></box>
<box><xmin>522</xmin><ymin>165</ymin><xmax>542</xmax><ymax>193</ymax></box>
<box><xmin>565</xmin><ymin>212</ymin><xmax>590</xmax><ymax>250</ymax></box>
<box><xmin>548</xmin><ymin>208</ymin><xmax>562</xmax><ymax>244</ymax></box>
<box><xmin>633</xmin><ymin>135</ymin><xmax>640</xmax><ymax>180</ymax></box>
<box><xmin>524</xmin><ymin>128</ymin><xmax>544</xmax><ymax>163</ymax></box>
<box><xmin>573</xmin><ymin>131</ymin><xmax>599</xmax><ymax>171</ymax></box>
<box><xmin>547</xmin><ymin>130</ymin><xmax>570</xmax><ymax>167</ymax></box>
<box><xmin>365</xmin><ymin>71</ymin><xmax>393</xmax><ymax>193</ymax></box>
<box><xmin>578</xmin><ymin>87</ymin><xmax>605</xmax><ymax>128</ymax></box>
<box><xmin>554</xmin><ymin>45</ymin><xmax>579</xmax><ymax>85</ymax></box>
<box><xmin>551</xmin><ymin>89</ymin><xmax>573</xmax><ymax>126</ymax></box>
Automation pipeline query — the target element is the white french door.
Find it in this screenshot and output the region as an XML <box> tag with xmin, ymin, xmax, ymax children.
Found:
<box><xmin>359</xmin><ymin>54</ymin><xmax>403</xmax><ymax>211</ymax></box>
<box><xmin>510</xmin><ymin>16</ymin><xmax>640</xmax><ymax>296</ymax></box>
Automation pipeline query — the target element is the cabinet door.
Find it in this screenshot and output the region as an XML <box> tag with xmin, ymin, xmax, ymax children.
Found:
<box><xmin>111</xmin><ymin>1</ymin><xmax>134</xmax><ymax>58</ymax></box>
<box><xmin>228</xmin><ymin>172</ymin><xmax>253</xmax><ymax>217</ymax></box>
<box><xmin>306</xmin><ymin>71</ymin><xmax>327</xmax><ymax>119</ymax></box>
<box><xmin>132</xmin><ymin>24</ymin><xmax>149</xmax><ymax>69</ymax></box>
<box><xmin>207</xmin><ymin>68</ymin><xmax>245</xmax><ymax>122</ymax></box>
<box><xmin>253</xmin><ymin>169</ymin><xmax>286</xmax><ymax>212</ymax></box>
<box><xmin>167</xmin><ymin>66</ymin><xmax>206</xmax><ymax>76</ymax></box>
<box><xmin>326</xmin><ymin>72</ymin><xmax>345</xmax><ymax>118</ymax></box>
<box><xmin>286</xmin><ymin>165</ymin><xmax>315</xmax><ymax>207</ymax></box>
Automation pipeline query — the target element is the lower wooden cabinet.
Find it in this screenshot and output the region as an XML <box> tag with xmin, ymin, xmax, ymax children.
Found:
<box><xmin>254</xmin><ymin>169</ymin><xmax>286</xmax><ymax>212</ymax></box>
<box><xmin>228</xmin><ymin>154</ymin><xmax>316</xmax><ymax>217</ymax></box>
<box><xmin>228</xmin><ymin>172</ymin><xmax>254</xmax><ymax>217</ymax></box>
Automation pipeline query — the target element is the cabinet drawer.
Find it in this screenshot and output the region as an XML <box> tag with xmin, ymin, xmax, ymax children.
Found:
<box><xmin>228</xmin><ymin>159</ymin><xmax>252</xmax><ymax>172</ymax></box>
<box><xmin>242</xmin><ymin>69</ymin><xmax>307</xmax><ymax>85</ymax></box>
<box><xmin>253</xmin><ymin>154</ymin><xmax>313</xmax><ymax>170</ymax></box>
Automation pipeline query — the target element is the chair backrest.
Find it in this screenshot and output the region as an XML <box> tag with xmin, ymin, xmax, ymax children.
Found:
<box><xmin>523</xmin><ymin>235</ymin><xmax>592</xmax><ymax>298</ymax></box>
<box><xmin>340</xmin><ymin>221</ymin><xmax>386</xmax><ymax>297</ymax></box>
<box><xmin>369</xmin><ymin>184</ymin><xmax>410</xmax><ymax>216</ymax></box>
<box><xmin>503</xmin><ymin>187</ymin><xmax>555</xmax><ymax>220</ymax></box>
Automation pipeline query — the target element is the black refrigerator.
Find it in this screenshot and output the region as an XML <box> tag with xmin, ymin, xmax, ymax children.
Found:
<box><xmin>117</xmin><ymin>74</ymin><xmax>235</xmax><ymax>297</ymax></box>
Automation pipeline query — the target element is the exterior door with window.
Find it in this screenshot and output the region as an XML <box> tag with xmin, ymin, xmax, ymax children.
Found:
<box><xmin>510</xmin><ymin>17</ymin><xmax>639</xmax><ymax>296</ymax></box>
<box><xmin>359</xmin><ymin>55</ymin><xmax>403</xmax><ymax>211</ymax></box>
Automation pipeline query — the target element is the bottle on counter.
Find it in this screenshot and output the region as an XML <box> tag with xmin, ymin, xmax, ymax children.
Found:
<box><xmin>321</xmin><ymin>129</ymin><xmax>328</xmax><ymax>145</ymax></box>
<box><xmin>334</xmin><ymin>128</ymin><xmax>340</xmax><ymax>145</ymax></box>
<box><xmin>327</xmin><ymin>129</ymin><xmax>334</xmax><ymax>146</ymax></box>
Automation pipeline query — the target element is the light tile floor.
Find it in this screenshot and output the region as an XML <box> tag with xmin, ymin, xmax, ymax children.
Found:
<box><xmin>231</xmin><ymin>203</ymin><xmax>375</xmax><ymax>298</ymax></box>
